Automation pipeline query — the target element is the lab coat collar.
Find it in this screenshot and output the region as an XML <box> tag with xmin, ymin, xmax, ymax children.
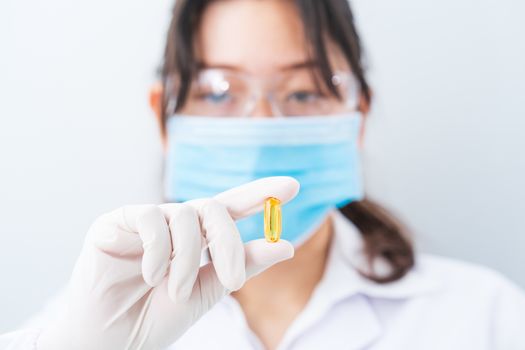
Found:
<box><xmin>275</xmin><ymin>211</ymin><xmax>442</xmax><ymax>350</ymax></box>
<box><xmin>222</xmin><ymin>210</ymin><xmax>442</xmax><ymax>350</ymax></box>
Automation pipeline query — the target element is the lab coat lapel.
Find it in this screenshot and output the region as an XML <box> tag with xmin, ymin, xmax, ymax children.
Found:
<box><xmin>275</xmin><ymin>288</ymin><xmax>382</xmax><ymax>350</ymax></box>
<box><xmin>278</xmin><ymin>209</ymin><xmax>442</xmax><ymax>349</ymax></box>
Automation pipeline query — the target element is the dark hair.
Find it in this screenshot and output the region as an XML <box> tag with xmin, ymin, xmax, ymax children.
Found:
<box><xmin>160</xmin><ymin>0</ymin><xmax>414</xmax><ymax>283</ymax></box>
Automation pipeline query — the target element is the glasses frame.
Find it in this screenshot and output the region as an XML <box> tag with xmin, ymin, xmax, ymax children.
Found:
<box><xmin>166</xmin><ymin>68</ymin><xmax>361</xmax><ymax>117</ymax></box>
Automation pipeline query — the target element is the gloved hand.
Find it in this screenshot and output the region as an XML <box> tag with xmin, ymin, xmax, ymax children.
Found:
<box><xmin>37</xmin><ymin>176</ymin><xmax>299</xmax><ymax>350</ymax></box>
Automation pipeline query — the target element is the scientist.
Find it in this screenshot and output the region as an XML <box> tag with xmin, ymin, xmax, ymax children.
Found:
<box><xmin>2</xmin><ymin>0</ymin><xmax>525</xmax><ymax>349</ymax></box>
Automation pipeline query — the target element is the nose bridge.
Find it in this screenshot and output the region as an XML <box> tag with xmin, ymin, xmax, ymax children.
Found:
<box><xmin>249</xmin><ymin>94</ymin><xmax>275</xmax><ymax>118</ymax></box>
<box><xmin>246</xmin><ymin>76</ymin><xmax>277</xmax><ymax>118</ymax></box>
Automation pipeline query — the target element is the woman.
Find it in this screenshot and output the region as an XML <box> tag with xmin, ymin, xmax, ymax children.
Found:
<box><xmin>2</xmin><ymin>0</ymin><xmax>524</xmax><ymax>349</ymax></box>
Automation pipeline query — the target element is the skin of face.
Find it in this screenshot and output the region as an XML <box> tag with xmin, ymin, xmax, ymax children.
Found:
<box><xmin>149</xmin><ymin>0</ymin><xmax>369</xmax><ymax>147</ymax></box>
<box><xmin>148</xmin><ymin>1</ymin><xmax>370</xmax><ymax>349</ymax></box>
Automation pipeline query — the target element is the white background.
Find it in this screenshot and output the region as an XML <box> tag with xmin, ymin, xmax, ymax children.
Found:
<box><xmin>0</xmin><ymin>0</ymin><xmax>524</xmax><ymax>333</ymax></box>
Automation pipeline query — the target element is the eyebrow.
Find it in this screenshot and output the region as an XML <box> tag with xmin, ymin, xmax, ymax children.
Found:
<box><xmin>280</xmin><ymin>60</ymin><xmax>318</xmax><ymax>71</ymax></box>
<box><xmin>196</xmin><ymin>60</ymin><xmax>319</xmax><ymax>72</ymax></box>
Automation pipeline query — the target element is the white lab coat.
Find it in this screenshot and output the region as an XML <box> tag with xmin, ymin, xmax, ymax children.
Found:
<box><xmin>1</xmin><ymin>210</ymin><xmax>525</xmax><ymax>349</ymax></box>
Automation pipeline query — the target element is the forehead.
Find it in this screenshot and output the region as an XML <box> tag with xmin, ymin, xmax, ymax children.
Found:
<box><xmin>196</xmin><ymin>0</ymin><xmax>309</xmax><ymax>75</ymax></box>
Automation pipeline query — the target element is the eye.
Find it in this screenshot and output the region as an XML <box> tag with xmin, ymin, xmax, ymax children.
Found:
<box><xmin>286</xmin><ymin>90</ymin><xmax>323</xmax><ymax>103</ymax></box>
<box><xmin>198</xmin><ymin>91</ymin><xmax>232</xmax><ymax>104</ymax></box>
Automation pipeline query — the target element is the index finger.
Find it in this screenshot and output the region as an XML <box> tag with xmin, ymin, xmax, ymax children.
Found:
<box><xmin>213</xmin><ymin>176</ymin><xmax>300</xmax><ymax>220</ymax></box>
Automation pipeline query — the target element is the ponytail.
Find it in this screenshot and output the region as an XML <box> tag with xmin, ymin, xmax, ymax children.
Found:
<box><xmin>339</xmin><ymin>199</ymin><xmax>415</xmax><ymax>283</ymax></box>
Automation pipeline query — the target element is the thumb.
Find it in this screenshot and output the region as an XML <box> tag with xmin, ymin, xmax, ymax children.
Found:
<box><xmin>244</xmin><ymin>239</ymin><xmax>294</xmax><ymax>279</ymax></box>
<box><xmin>194</xmin><ymin>239</ymin><xmax>293</xmax><ymax>308</ymax></box>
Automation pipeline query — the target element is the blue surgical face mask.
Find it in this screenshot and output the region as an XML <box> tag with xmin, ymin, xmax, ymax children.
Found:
<box><xmin>164</xmin><ymin>113</ymin><xmax>364</xmax><ymax>245</ymax></box>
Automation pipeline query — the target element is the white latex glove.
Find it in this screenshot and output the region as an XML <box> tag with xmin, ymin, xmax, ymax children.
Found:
<box><xmin>37</xmin><ymin>176</ymin><xmax>299</xmax><ymax>350</ymax></box>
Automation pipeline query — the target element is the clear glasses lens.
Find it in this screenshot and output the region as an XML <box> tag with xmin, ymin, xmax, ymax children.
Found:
<box><xmin>272</xmin><ymin>69</ymin><xmax>360</xmax><ymax>116</ymax></box>
<box><xmin>175</xmin><ymin>68</ymin><xmax>360</xmax><ymax>117</ymax></box>
<box><xmin>177</xmin><ymin>70</ymin><xmax>252</xmax><ymax>117</ymax></box>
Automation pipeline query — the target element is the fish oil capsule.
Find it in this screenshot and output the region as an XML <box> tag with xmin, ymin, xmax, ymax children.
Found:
<box><xmin>264</xmin><ymin>197</ymin><xmax>282</xmax><ymax>243</ymax></box>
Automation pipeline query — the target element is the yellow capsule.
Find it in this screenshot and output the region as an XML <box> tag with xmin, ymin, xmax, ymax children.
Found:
<box><xmin>264</xmin><ymin>197</ymin><xmax>282</xmax><ymax>243</ymax></box>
